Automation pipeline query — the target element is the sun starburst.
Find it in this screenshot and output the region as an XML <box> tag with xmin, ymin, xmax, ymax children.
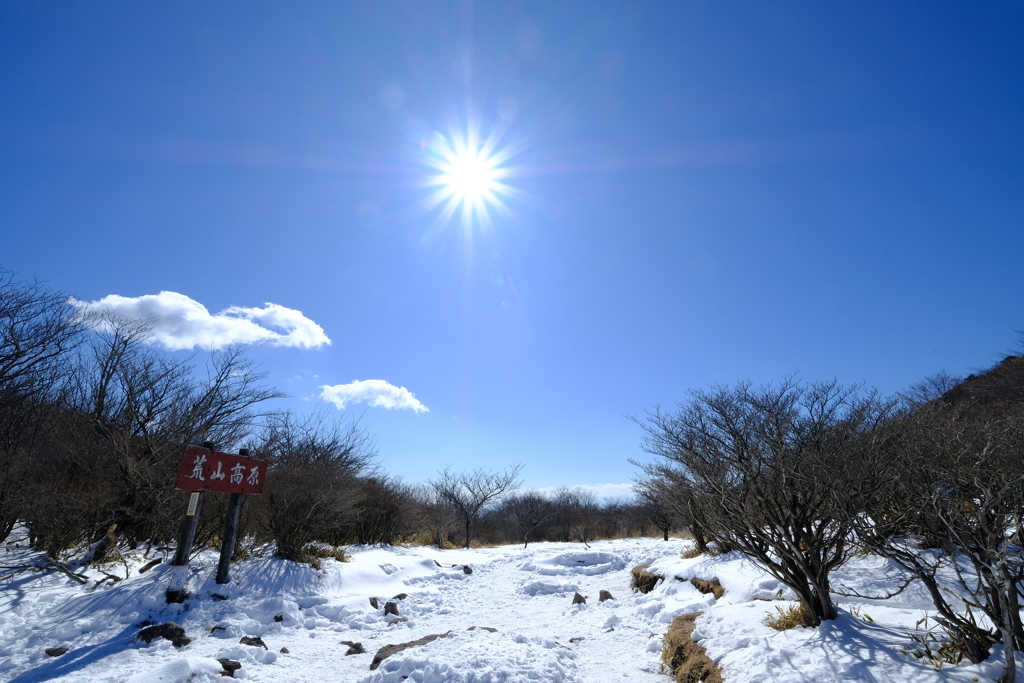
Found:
<box><xmin>423</xmin><ymin>125</ymin><xmax>514</xmax><ymax>229</ymax></box>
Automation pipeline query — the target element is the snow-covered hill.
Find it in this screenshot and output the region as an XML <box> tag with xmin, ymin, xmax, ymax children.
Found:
<box><xmin>0</xmin><ymin>537</ymin><xmax>1019</xmax><ymax>682</ymax></box>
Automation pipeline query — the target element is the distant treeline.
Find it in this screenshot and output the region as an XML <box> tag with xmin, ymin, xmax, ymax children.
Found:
<box><xmin>0</xmin><ymin>270</ymin><xmax>665</xmax><ymax>568</ymax></box>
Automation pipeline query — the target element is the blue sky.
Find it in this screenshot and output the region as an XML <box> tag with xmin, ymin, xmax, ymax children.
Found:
<box><xmin>2</xmin><ymin>1</ymin><xmax>1023</xmax><ymax>494</ymax></box>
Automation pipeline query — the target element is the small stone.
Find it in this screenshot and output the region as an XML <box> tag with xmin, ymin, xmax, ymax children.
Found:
<box><xmin>341</xmin><ymin>640</ymin><xmax>366</xmax><ymax>655</ymax></box>
<box><xmin>569</xmin><ymin>637</ymin><xmax>584</xmax><ymax>643</ymax></box>
<box><xmin>280</xmin><ymin>647</ymin><xmax>290</xmax><ymax>654</ymax></box>
<box><xmin>45</xmin><ymin>647</ymin><xmax>68</xmax><ymax>657</ymax></box>
<box><xmin>211</xmin><ymin>593</ymin><xmax>228</xmax><ymax>601</ymax></box>
<box><xmin>239</xmin><ymin>636</ymin><xmax>268</xmax><ymax>650</ymax></box>
<box><xmin>218</xmin><ymin>658</ymin><xmax>242</xmax><ymax>677</ymax></box>
<box><xmin>274</xmin><ymin>614</ymin><xmax>283</xmax><ymax>622</ymax></box>
<box><xmin>599</xmin><ymin>590</ymin><xmax>614</xmax><ymax>602</ymax></box>
<box><xmin>466</xmin><ymin>626</ymin><xmax>497</xmax><ymax>633</ymax></box>
<box><xmin>383</xmin><ymin>601</ymin><xmax>400</xmax><ymax>617</ymax></box>
<box><xmin>387</xmin><ymin>618</ymin><xmax>408</xmax><ymax>626</ymax></box>
<box><xmin>462</xmin><ymin>565</ymin><xmax>473</xmax><ymax>574</ymax></box>
<box><xmin>572</xmin><ymin>592</ymin><xmax>587</xmax><ymax>605</ymax></box>
<box><xmin>391</xmin><ymin>593</ymin><xmax>408</xmax><ymax>600</ymax></box>
<box><xmin>369</xmin><ymin>597</ymin><xmax>380</xmax><ymax>610</ymax></box>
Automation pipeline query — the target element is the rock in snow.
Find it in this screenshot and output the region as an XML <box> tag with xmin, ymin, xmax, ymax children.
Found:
<box><xmin>136</xmin><ymin>622</ymin><xmax>190</xmax><ymax>648</ymax></box>
<box><xmin>370</xmin><ymin>631</ymin><xmax>452</xmax><ymax>670</ymax></box>
<box><xmin>239</xmin><ymin>636</ymin><xmax>268</xmax><ymax>649</ymax></box>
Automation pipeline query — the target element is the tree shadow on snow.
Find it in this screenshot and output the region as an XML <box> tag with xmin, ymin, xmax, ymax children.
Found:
<box><xmin>6</xmin><ymin>623</ymin><xmax>140</xmax><ymax>683</ymax></box>
<box><xmin>786</xmin><ymin>613</ymin><xmax>925</xmax><ymax>682</ymax></box>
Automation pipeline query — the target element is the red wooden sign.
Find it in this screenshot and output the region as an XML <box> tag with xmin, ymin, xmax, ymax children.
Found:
<box><xmin>175</xmin><ymin>446</ymin><xmax>267</xmax><ymax>495</ymax></box>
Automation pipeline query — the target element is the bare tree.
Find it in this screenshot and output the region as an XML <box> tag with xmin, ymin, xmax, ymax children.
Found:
<box><xmin>430</xmin><ymin>465</ymin><xmax>523</xmax><ymax>549</ymax></box>
<box><xmin>502</xmin><ymin>491</ymin><xmax>555</xmax><ymax>547</ymax></box>
<box><xmin>555</xmin><ymin>487</ymin><xmax>599</xmax><ymax>547</ymax></box>
<box><xmin>635</xmin><ymin>378</ymin><xmax>896</xmax><ymax>626</ymax></box>
<box><xmin>898</xmin><ymin>370</ymin><xmax>963</xmax><ymax>408</ymax></box>
<box><xmin>634</xmin><ymin>480</ymin><xmax>677</xmax><ymax>541</ymax></box>
<box><xmin>413</xmin><ymin>484</ymin><xmax>459</xmax><ymax>549</ymax></box>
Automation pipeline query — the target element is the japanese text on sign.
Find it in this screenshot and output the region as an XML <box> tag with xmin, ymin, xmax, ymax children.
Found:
<box><xmin>175</xmin><ymin>446</ymin><xmax>267</xmax><ymax>494</ymax></box>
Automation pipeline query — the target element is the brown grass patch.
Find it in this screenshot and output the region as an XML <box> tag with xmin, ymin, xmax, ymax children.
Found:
<box><xmin>681</xmin><ymin>547</ymin><xmax>703</xmax><ymax>559</ymax></box>
<box><xmin>299</xmin><ymin>544</ymin><xmax>348</xmax><ymax>570</ymax></box>
<box><xmin>763</xmin><ymin>602</ymin><xmax>813</xmax><ymax>631</ymax></box>
<box><xmin>690</xmin><ymin>577</ymin><xmax>725</xmax><ymax>600</ymax></box>
<box><xmin>661</xmin><ymin>612</ymin><xmax>724</xmax><ymax>683</ymax></box>
<box><xmin>631</xmin><ymin>564</ymin><xmax>665</xmax><ymax>594</ymax></box>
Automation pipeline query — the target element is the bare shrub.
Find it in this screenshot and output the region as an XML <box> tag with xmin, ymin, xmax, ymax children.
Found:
<box><xmin>256</xmin><ymin>412</ymin><xmax>375</xmax><ymax>561</ymax></box>
<box><xmin>0</xmin><ymin>270</ymin><xmax>85</xmax><ymax>542</ymax></box>
<box><xmin>635</xmin><ymin>378</ymin><xmax>896</xmax><ymax>626</ymax></box>
<box><xmin>855</xmin><ymin>375</ymin><xmax>1024</xmax><ymax>680</ymax></box>
<box><xmin>353</xmin><ymin>476</ymin><xmax>418</xmax><ymax>545</ymax></box>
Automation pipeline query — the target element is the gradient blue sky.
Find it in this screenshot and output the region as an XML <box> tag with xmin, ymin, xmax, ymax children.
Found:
<box><xmin>2</xmin><ymin>1</ymin><xmax>1023</xmax><ymax>493</ymax></box>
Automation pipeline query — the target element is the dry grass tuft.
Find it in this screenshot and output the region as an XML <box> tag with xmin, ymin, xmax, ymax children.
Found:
<box><xmin>690</xmin><ymin>577</ymin><xmax>725</xmax><ymax>600</ymax></box>
<box><xmin>661</xmin><ymin>612</ymin><xmax>724</xmax><ymax>683</ymax></box>
<box><xmin>763</xmin><ymin>602</ymin><xmax>813</xmax><ymax>631</ymax></box>
<box><xmin>299</xmin><ymin>543</ymin><xmax>349</xmax><ymax>570</ymax></box>
<box><xmin>681</xmin><ymin>547</ymin><xmax>703</xmax><ymax>559</ymax></box>
<box><xmin>631</xmin><ymin>564</ymin><xmax>665</xmax><ymax>594</ymax></box>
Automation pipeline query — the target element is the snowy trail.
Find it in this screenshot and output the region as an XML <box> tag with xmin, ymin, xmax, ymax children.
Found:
<box><xmin>0</xmin><ymin>539</ymin><xmax>702</xmax><ymax>682</ymax></box>
<box><xmin>1</xmin><ymin>537</ymin><xmax>1021</xmax><ymax>682</ymax></box>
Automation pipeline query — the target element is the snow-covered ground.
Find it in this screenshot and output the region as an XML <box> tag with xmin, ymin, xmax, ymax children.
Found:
<box><xmin>1</xmin><ymin>535</ymin><xmax>1020</xmax><ymax>682</ymax></box>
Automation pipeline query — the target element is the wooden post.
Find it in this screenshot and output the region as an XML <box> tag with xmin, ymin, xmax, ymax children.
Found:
<box><xmin>215</xmin><ymin>448</ymin><xmax>248</xmax><ymax>585</ymax></box>
<box><xmin>166</xmin><ymin>440</ymin><xmax>213</xmax><ymax>603</ymax></box>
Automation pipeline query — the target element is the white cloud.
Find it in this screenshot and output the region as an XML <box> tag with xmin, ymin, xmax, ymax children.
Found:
<box><xmin>71</xmin><ymin>291</ymin><xmax>330</xmax><ymax>351</ymax></box>
<box><xmin>320</xmin><ymin>380</ymin><xmax>428</xmax><ymax>413</ymax></box>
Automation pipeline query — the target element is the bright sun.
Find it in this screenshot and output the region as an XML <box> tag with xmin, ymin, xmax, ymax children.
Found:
<box><xmin>444</xmin><ymin>153</ymin><xmax>496</xmax><ymax>201</ymax></box>
<box><xmin>424</xmin><ymin>126</ymin><xmax>512</xmax><ymax>227</ymax></box>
